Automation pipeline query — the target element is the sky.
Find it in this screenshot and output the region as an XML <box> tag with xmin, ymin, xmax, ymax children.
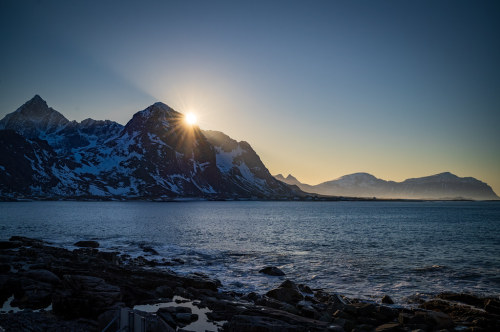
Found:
<box><xmin>1</xmin><ymin>0</ymin><xmax>499</xmax><ymax>194</ymax></box>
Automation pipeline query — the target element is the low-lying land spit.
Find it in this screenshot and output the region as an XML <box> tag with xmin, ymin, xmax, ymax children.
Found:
<box><xmin>1</xmin><ymin>237</ymin><xmax>499</xmax><ymax>331</ymax></box>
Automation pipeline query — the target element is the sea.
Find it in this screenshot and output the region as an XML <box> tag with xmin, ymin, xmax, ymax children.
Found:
<box><xmin>1</xmin><ymin>200</ymin><xmax>499</xmax><ymax>303</ymax></box>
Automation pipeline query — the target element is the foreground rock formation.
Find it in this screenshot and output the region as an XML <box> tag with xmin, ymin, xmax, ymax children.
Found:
<box><xmin>1</xmin><ymin>237</ymin><xmax>499</xmax><ymax>331</ymax></box>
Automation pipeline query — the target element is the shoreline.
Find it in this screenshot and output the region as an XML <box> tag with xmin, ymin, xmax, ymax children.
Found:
<box><xmin>1</xmin><ymin>236</ymin><xmax>499</xmax><ymax>331</ymax></box>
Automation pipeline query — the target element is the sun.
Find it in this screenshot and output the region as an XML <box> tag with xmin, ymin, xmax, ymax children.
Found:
<box><xmin>185</xmin><ymin>112</ymin><xmax>197</xmax><ymax>125</ymax></box>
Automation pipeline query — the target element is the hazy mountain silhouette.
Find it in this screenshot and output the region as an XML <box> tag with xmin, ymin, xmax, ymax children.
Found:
<box><xmin>274</xmin><ymin>172</ymin><xmax>499</xmax><ymax>200</ymax></box>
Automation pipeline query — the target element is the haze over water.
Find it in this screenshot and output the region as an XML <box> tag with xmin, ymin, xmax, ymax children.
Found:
<box><xmin>1</xmin><ymin>201</ymin><xmax>499</xmax><ymax>302</ymax></box>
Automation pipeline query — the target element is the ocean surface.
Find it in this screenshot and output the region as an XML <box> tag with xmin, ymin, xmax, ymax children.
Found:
<box><xmin>1</xmin><ymin>201</ymin><xmax>499</xmax><ymax>302</ymax></box>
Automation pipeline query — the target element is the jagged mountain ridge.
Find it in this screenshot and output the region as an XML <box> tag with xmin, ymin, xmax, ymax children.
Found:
<box><xmin>274</xmin><ymin>172</ymin><xmax>499</xmax><ymax>200</ymax></box>
<box><xmin>0</xmin><ymin>96</ymin><xmax>300</xmax><ymax>199</ymax></box>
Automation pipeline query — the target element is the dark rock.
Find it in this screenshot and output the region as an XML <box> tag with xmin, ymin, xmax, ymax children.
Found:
<box><xmin>375</xmin><ymin>322</ymin><xmax>403</xmax><ymax>331</ymax></box>
<box><xmin>159</xmin><ymin>306</ymin><xmax>192</xmax><ymax>314</ymax></box>
<box><xmin>181</xmin><ymin>273</ymin><xmax>220</xmax><ymax>291</ymax></box>
<box><xmin>52</xmin><ymin>275</ymin><xmax>121</xmax><ymax>318</ymax></box>
<box><xmin>0</xmin><ymin>240</ymin><xmax>22</xmax><ymax>249</ymax></box>
<box><xmin>266</xmin><ymin>285</ymin><xmax>304</xmax><ymax>305</ymax></box>
<box><xmin>140</xmin><ymin>245</ymin><xmax>159</xmax><ymax>255</ymax></box>
<box><xmin>172</xmin><ymin>258</ymin><xmax>185</xmax><ymax>264</ymax></box>
<box><xmin>298</xmin><ymin>284</ymin><xmax>313</xmax><ymax>294</ymax></box>
<box><xmin>24</xmin><ymin>269</ymin><xmax>61</xmax><ymax>285</ymax></box>
<box><xmin>174</xmin><ymin>312</ymin><xmax>198</xmax><ymax>323</ymax></box>
<box><xmin>484</xmin><ymin>298</ymin><xmax>500</xmax><ymax>315</ymax></box>
<box><xmin>74</xmin><ymin>240</ymin><xmax>100</xmax><ymax>248</ymax></box>
<box><xmin>155</xmin><ymin>285</ymin><xmax>173</xmax><ymax>298</ymax></box>
<box><xmin>259</xmin><ymin>266</ymin><xmax>285</xmax><ymax>276</ymax></box>
<box><xmin>157</xmin><ymin>310</ymin><xmax>177</xmax><ymax>329</ymax></box>
<box><xmin>280</xmin><ymin>279</ymin><xmax>299</xmax><ymax>290</ymax></box>
<box><xmin>226</xmin><ymin>314</ymin><xmax>300</xmax><ymax>332</ymax></box>
<box><xmin>9</xmin><ymin>236</ymin><xmax>45</xmax><ymax>247</ymax></box>
<box><xmin>437</xmin><ymin>292</ymin><xmax>484</xmax><ymax>307</ymax></box>
<box><xmin>11</xmin><ymin>281</ymin><xmax>53</xmax><ymax>309</ymax></box>
<box><xmin>0</xmin><ymin>264</ymin><xmax>10</xmax><ymax>273</ymax></box>
<box><xmin>381</xmin><ymin>295</ymin><xmax>394</xmax><ymax>304</ymax></box>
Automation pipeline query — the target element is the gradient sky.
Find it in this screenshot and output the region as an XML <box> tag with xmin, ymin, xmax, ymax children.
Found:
<box><xmin>1</xmin><ymin>0</ymin><xmax>499</xmax><ymax>194</ymax></box>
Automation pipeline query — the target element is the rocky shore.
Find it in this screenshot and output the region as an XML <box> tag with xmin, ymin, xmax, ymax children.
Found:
<box><xmin>1</xmin><ymin>237</ymin><xmax>499</xmax><ymax>331</ymax></box>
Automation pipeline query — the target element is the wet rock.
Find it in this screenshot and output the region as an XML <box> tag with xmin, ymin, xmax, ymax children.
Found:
<box><xmin>175</xmin><ymin>312</ymin><xmax>198</xmax><ymax>324</ymax></box>
<box><xmin>74</xmin><ymin>240</ymin><xmax>100</xmax><ymax>248</ymax></box>
<box><xmin>181</xmin><ymin>273</ymin><xmax>220</xmax><ymax>291</ymax></box>
<box><xmin>381</xmin><ymin>295</ymin><xmax>394</xmax><ymax>304</ymax></box>
<box><xmin>9</xmin><ymin>236</ymin><xmax>45</xmax><ymax>247</ymax></box>
<box><xmin>259</xmin><ymin>266</ymin><xmax>285</xmax><ymax>276</ymax></box>
<box><xmin>172</xmin><ymin>258</ymin><xmax>185</xmax><ymax>264</ymax></box>
<box><xmin>140</xmin><ymin>245</ymin><xmax>159</xmax><ymax>255</ymax></box>
<box><xmin>266</xmin><ymin>280</ymin><xmax>304</xmax><ymax>305</ymax></box>
<box><xmin>11</xmin><ymin>281</ymin><xmax>53</xmax><ymax>309</ymax></box>
<box><xmin>298</xmin><ymin>284</ymin><xmax>313</xmax><ymax>294</ymax></box>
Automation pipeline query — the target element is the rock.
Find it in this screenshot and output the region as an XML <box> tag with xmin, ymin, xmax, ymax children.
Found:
<box><xmin>425</xmin><ymin>311</ymin><xmax>454</xmax><ymax>329</ymax></box>
<box><xmin>484</xmin><ymin>298</ymin><xmax>500</xmax><ymax>315</ymax></box>
<box><xmin>74</xmin><ymin>240</ymin><xmax>100</xmax><ymax>248</ymax></box>
<box><xmin>52</xmin><ymin>275</ymin><xmax>121</xmax><ymax>318</ymax></box>
<box><xmin>437</xmin><ymin>292</ymin><xmax>484</xmax><ymax>307</ymax></box>
<box><xmin>266</xmin><ymin>286</ymin><xmax>304</xmax><ymax>305</ymax></box>
<box><xmin>174</xmin><ymin>312</ymin><xmax>198</xmax><ymax>323</ymax></box>
<box><xmin>226</xmin><ymin>314</ymin><xmax>299</xmax><ymax>332</ymax></box>
<box><xmin>280</xmin><ymin>279</ymin><xmax>299</xmax><ymax>290</ymax></box>
<box><xmin>381</xmin><ymin>295</ymin><xmax>394</xmax><ymax>304</ymax></box>
<box><xmin>181</xmin><ymin>273</ymin><xmax>220</xmax><ymax>291</ymax></box>
<box><xmin>259</xmin><ymin>266</ymin><xmax>285</xmax><ymax>276</ymax></box>
<box><xmin>159</xmin><ymin>306</ymin><xmax>192</xmax><ymax>314</ymax></box>
<box><xmin>298</xmin><ymin>284</ymin><xmax>313</xmax><ymax>294</ymax></box>
<box><xmin>24</xmin><ymin>269</ymin><xmax>61</xmax><ymax>285</ymax></box>
<box><xmin>0</xmin><ymin>241</ymin><xmax>22</xmax><ymax>249</ymax></box>
<box><xmin>155</xmin><ymin>285</ymin><xmax>173</xmax><ymax>298</ymax></box>
<box><xmin>375</xmin><ymin>322</ymin><xmax>403</xmax><ymax>331</ymax></box>
<box><xmin>140</xmin><ymin>245</ymin><xmax>159</xmax><ymax>255</ymax></box>
<box><xmin>157</xmin><ymin>310</ymin><xmax>177</xmax><ymax>329</ymax></box>
<box><xmin>9</xmin><ymin>236</ymin><xmax>45</xmax><ymax>247</ymax></box>
<box><xmin>11</xmin><ymin>282</ymin><xmax>53</xmax><ymax>309</ymax></box>
<box><xmin>0</xmin><ymin>264</ymin><xmax>10</xmax><ymax>273</ymax></box>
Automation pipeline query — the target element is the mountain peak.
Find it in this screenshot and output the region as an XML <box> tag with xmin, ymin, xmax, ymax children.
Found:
<box><xmin>286</xmin><ymin>174</ymin><xmax>298</xmax><ymax>181</ymax></box>
<box><xmin>0</xmin><ymin>95</ymin><xmax>69</xmax><ymax>136</ymax></box>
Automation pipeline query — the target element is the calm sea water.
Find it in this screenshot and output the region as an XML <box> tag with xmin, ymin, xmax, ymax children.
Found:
<box><xmin>1</xmin><ymin>201</ymin><xmax>499</xmax><ymax>302</ymax></box>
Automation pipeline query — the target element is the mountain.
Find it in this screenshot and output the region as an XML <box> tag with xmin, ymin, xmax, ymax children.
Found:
<box><xmin>0</xmin><ymin>96</ymin><xmax>302</xmax><ymax>200</ymax></box>
<box><xmin>275</xmin><ymin>172</ymin><xmax>499</xmax><ymax>200</ymax></box>
<box><xmin>0</xmin><ymin>95</ymin><xmax>123</xmax><ymax>153</ymax></box>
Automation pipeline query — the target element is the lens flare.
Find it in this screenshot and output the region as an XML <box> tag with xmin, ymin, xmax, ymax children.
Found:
<box><xmin>185</xmin><ymin>113</ymin><xmax>197</xmax><ymax>125</ymax></box>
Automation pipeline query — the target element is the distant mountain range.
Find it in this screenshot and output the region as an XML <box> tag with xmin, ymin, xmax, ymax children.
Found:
<box><xmin>0</xmin><ymin>95</ymin><xmax>301</xmax><ymax>200</ymax></box>
<box><xmin>274</xmin><ymin>172</ymin><xmax>499</xmax><ymax>200</ymax></box>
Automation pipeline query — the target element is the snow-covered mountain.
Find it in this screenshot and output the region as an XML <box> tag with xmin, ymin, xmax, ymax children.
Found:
<box><xmin>0</xmin><ymin>96</ymin><xmax>302</xmax><ymax>200</ymax></box>
<box><xmin>275</xmin><ymin>172</ymin><xmax>499</xmax><ymax>200</ymax></box>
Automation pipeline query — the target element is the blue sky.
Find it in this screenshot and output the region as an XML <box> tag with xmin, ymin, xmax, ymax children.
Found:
<box><xmin>1</xmin><ymin>0</ymin><xmax>499</xmax><ymax>193</ymax></box>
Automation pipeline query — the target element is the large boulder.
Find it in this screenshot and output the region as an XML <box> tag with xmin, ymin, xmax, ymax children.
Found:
<box><xmin>74</xmin><ymin>240</ymin><xmax>100</xmax><ymax>248</ymax></box>
<box><xmin>259</xmin><ymin>266</ymin><xmax>285</xmax><ymax>276</ymax></box>
<box><xmin>52</xmin><ymin>275</ymin><xmax>122</xmax><ymax>318</ymax></box>
<box><xmin>266</xmin><ymin>280</ymin><xmax>303</xmax><ymax>305</ymax></box>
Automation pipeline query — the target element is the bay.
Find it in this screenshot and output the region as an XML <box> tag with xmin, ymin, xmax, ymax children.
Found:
<box><xmin>1</xmin><ymin>200</ymin><xmax>499</xmax><ymax>302</ymax></box>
